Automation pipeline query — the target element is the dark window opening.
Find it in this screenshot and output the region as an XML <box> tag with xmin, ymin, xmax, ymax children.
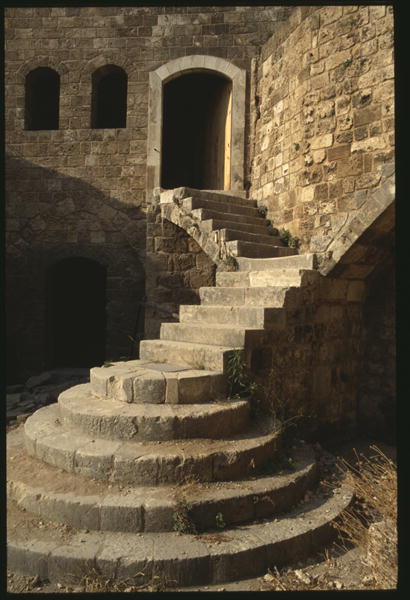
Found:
<box><xmin>25</xmin><ymin>67</ymin><xmax>60</xmax><ymax>130</ymax></box>
<box><xmin>91</xmin><ymin>65</ymin><xmax>127</xmax><ymax>128</ymax></box>
<box><xmin>161</xmin><ymin>71</ymin><xmax>232</xmax><ymax>190</ymax></box>
<box><xmin>46</xmin><ymin>257</ymin><xmax>107</xmax><ymax>368</ymax></box>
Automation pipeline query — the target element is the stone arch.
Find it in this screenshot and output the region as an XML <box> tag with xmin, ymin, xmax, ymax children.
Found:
<box><xmin>318</xmin><ymin>162</ymin><xmax>395</xmax><ymax>277</ymax></box>
<box><xmin>147</xmin><ymin>55</ymin><xmax>246</xmax><ymax>199</ymax></box>
<box><xmin>80</xmin><ymin>55</ymin><xmax>132</xmax><ymax>82</ymax></box>
<box><xmin>17</xmin><ymin>57</ymin><xmax>69</xmax><ymax>80</ymax></box>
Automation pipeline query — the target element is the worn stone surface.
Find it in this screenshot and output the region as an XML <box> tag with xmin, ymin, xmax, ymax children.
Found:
<box><xmin>7</xmin><ymin>481</ymin><xmax>352</xmax><ymax>586</ymax></box>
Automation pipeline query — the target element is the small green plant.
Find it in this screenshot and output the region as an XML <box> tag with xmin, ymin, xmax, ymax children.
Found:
<box><xmin>343</xmin><ymin>58</ymin><xmax>353</xmax><ymax>68</ymax></box>
<box><xmin>294</xmin><ymin>142</ymin><xmax>300</xmax><ymax>151</ymax></box>
<box><xmin>257</xmin><ymin>205</ymin><xmax>268</xmax><ymax>218</ymax></box>
<box><xmin>172</xmin><ymin>500</ymin><xmax>197</xmax><ymax>534</ymax></box>
<box><xmin>227</xmin><ymin>350</ymin><xmax>260</xmax><ymax>400</ymax></box>
<box><xmin>279</xmin><ymin>228</ymin><xmax>300</xmax><ymax>248</ymax></box>
<box><xmin>266</xmin><ymin>220</ymin><xmax>279</xmax><ymax>236</ymax></box>
<box><xmin>103</xmin><ymin>361</ymin><xmax>114</xmax><ymax>368</ymax></box>
<box><xmin>215</xmin><ymin>512</ymin><xmax>226</xmax><ymax>529</ymax></box>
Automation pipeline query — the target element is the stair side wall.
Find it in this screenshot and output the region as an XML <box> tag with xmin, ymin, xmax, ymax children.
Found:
<box><xmin>144</xmin><ymin>200</ymin><xmax>216</xmax><ymax>339</ymax></box>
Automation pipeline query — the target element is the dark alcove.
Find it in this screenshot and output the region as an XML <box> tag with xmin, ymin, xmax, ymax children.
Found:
<box><xmin>161</xmin><ymin>71</ymin><xmax>232</xmax><ymax>190</ymax></box>
<box><xmin>46</xmin><ymin>257</ymin><xmax>107</xmax><ymax>368</ymax></box>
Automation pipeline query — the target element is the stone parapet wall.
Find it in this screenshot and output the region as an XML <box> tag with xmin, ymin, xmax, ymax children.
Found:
<box><xmin>250</xmin><ymin>5</ymin><xmax>394</xmax><ymax>253</ymax></box>
<box><xmin>145</xmin><ymin>200</ymin><xmax>216</xmax><ymax>339</ymax></box>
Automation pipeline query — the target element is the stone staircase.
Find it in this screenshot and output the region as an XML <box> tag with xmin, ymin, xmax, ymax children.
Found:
<box><xmin>159</xmin><ymin>187</ymin><xmax>298</xmax><ymax>264</ymax></box>
<box><xmin>7</xmin><ymin>189</ymin><xmax>352</xmax><ymax>589</ymax></box>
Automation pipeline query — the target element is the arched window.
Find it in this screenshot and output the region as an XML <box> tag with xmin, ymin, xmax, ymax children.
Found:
<box><xmin>25</xmin><ymin>67</ymin><xmax>60</xmax><ymax>130</ymax></box>
<box><xmin>91</xmin><ymin>65</ymin><xmax>127</xmax><ymax>128</ymax></box>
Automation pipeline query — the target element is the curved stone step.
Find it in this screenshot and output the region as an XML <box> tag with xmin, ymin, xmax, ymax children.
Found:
<box><xmin>201</xmin><ymin>218</ymin><xmax>271</xmax><ymax>236</ymax></box>
<box><xmin>160</xmin><ymin>321</ymin><xmax>264</xmax><ymax>347</ymax></box>
<box><xmin>183</xmin><ymin>197</ymin><xmax>261</xmax><ymax>218</ymax></box>
<box><xmin>58</xmin><ymin>384</ymin><xmax>250</xmax><ymax>441</ymax></box>
<box><xmin>140</xmin><ymin>338</ymin><xmax>240</xmax><ymax>372</ymax></box>
<box><xmin>7</xmin><ymin>483</ymin><xmax>352</xmax><ymax>586</ymax></box>
<box><xmin>179</xmin><ymin>305</ymin><xmax>286</xmax><ymax>329</ymax></box>
<box><xmin>160</xmin><ymin>187</ymin><xmax>257</xmax><ymax>207</ymax></box>
<box><xmin>227</xmin><ymin>240</ymin><xmax>297</xmax><ymax>258</ymax></box>
<box><xmin>193</xmin><ymin>208</ymin><xmax>265</xmax><ymax>227</ymax></box>
<box><xmin>8</xmin><ymin>429</ymin><xmax>318</xmax><ymax>533</ymax></box>
<box><xmin>221</xmin><ymin>228</ymin><xmax>283</xmax><ymax>246</ymax></box>
<box><xmin>199</xmin><ymin>285</ymin><xmax>288</xmax><ymax>307</ymax></box>
<box><xmin>24</xmin><ymin>404</ymin><xmax>281</xmax><ymax>484</ymax></box>
<box><xmin>90</xmin><ymin>360</ymin><xmax>226</xmax><ymax>405</ymax></box>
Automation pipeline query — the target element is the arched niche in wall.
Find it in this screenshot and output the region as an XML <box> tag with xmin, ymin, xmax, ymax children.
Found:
<box><xmin>147</xmin><ymin>55</ymin><xmax>246</xmax><ymax>199</ymax></box>
<box><xmin>91</xmin><ymin>64</ymin><xmax>128</xmax><ymax>129</ymax></box>
<box><xmin>25</xmin><ymin>67</ymin><xmax>60</xmax><ymax>130</ymax></box>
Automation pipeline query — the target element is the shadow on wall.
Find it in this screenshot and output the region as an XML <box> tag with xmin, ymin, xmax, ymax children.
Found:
<box><xmin>6</xmin><ymin>155</ymin><xmax>146</xmax><ymax>383</ymax></box>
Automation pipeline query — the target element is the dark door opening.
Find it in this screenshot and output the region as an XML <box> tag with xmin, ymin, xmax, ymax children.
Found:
<box><xmin>46</xmin><ymin>257</ymin><xmax>106</xmax><ymax>368</ymax></box>
<box><xmin>161</xmin><ymin>71</ymin><xmax>232</xmax><ymax>190</ymax></box>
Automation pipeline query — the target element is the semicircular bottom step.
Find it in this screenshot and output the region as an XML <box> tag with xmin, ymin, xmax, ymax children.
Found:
<box><xmin>7</xmin><ymin>484</ymin><xmax>352</xmax><ymax>587</ymax></box>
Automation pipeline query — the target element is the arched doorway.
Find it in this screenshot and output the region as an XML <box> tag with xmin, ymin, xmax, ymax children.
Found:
<box><xmin>147</xmin><ymin>55</ymin><xmax>246</xmax><ymax>200</ymax></box>
<box><xmin>46</xmin><ymin>257</ymin><xmax>106</xmax><ymax>368</ymax></box>
<box><xmin>161</xmin><ymin>72</ymin><xmax>232</xmax><ymax>190</ymax></box>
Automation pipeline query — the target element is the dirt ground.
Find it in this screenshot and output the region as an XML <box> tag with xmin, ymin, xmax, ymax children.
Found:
<box><xmin>6</xmin><ymin>436</ymin><xmax>397</xmax><ymax>593</ymax></box>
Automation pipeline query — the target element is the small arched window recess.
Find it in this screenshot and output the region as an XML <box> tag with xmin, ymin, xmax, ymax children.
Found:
<box><xmin>91</xmin><ymin>65</ymin><xmax>127</xmax><ymax>128</ymax></box>
<box><xmin>25</xmin><ymin>67</ymin><xmax>60</xmax><ymax>130</ymax></box>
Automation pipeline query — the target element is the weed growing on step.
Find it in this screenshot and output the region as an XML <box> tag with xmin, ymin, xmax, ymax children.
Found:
<box><xmin>279</xmin><ymin>229</ymin><xmax>300</xmax><ymax>249</ymax></box>
<box><xmin>258</xmin><ymin>205</ymin><xmax>268</xmax><ymax>218</ymax></box>
<box><xmin>215</xmin><ymin>512</ymin><xmax>226</xmax><ymax>529</ymax></box>
<box><xmin>266</xmin><ymin>220</ymin><xmax>279</xmax><ymax>236</ymax></box>
<box><xmin>172</xmin><ymin>500</ymin><xmax>197</xmax><ymax>534</ymax></box>
<box><xmin>227</xmin><ymin>350</ymin><xmax>260</xmax><ymax>400</ymax></box>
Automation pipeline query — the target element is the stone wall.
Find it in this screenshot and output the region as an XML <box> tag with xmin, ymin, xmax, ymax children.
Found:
<box><xmin>249</xmin><ymin>5</ymin><xmax>394</xmax><ymax>253</ymax></box>
<box><xmin>359</xmin><ymin>260</ymin><xmax>396</xmax><ymax>442</ymax></box>
<box><xmin>248</xmin><ymin>271</ymin><xmax>364</xmax><ymax>440</ymax></box>
<box><xmin>5</xmin><ymin>5</ymin><xmax>292</xmax><ymax>381</ymax></box>
<box><xmin>5</xmin><ymin>155</ymin><xmax>146</xmax><ymax>382</ymax></box>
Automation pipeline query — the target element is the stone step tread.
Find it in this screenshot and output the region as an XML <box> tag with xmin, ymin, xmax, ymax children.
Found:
<box><xmin>178</xmin><ymin>305</ymin><xmax>286</xmax><ymax>329</ymax></box>
<box><xmin>192</xmin><ymin>208</ymin><xmax>265</xmax><ymax>226</ymax></box>
<box><xmin>182</xmin><ymin>197</ymin><xmax>261</xmax><ymax>218</ymax></box>
<box><xmin>58</xmin><ymin>384</ymin><xmax>250</xmax><ymax>441</ymax></box>
<box><xmin>24</xmin><ymin>404</ymin><xmax>280</xmax><ymax>484</ymax></box>
<box><xmin>220</xmin><ymin>228</ymin><xmax>283</xmax><ymax>245</ymax></box>
<box><xmin>90</xmin><ymin>360</ymin><xmax>225</xmax><ymax>405</ymax></box>
<box><xmin>160</xmin><ymin>321</ymin><xmax>264</xmax><ymax>347</ymax></box>
<box><xmin>227</xmin><ymin>240</ymin><xmax>297</xmax><ymax>258</ymax></box>
<box><xmin>201</xmin><ymin>219</ymin><xmax>273</xmax><ymax>236</ymax></box>
<box><xmin>188</xmin><ymin>189</ymin><xmax>257</xmax><ymax>206</ymax></box>
<box><xmin>139</xmin><ymin>339</ymin><xmax>240</xmax><ymax>372</ymax></box>
<box><xmin>215</xmin><ymin>274</ymin><xmax>302</xmax><ymax>288</ymax></box>
<box><xmin>7</xmin><ymin>483</ymin><xmax>352</xmax><ymax>586</ymax></box>
<box><xmin>8</xmin><ymin>428</ymin><xmax>318</xmax><ymax>533</ymax></box>
<box><xmin>160</xmin><ymin>188</ymin><xmax>256</xmax><ymax>208</ymax></box>
<box><xmin>199</xmin><ymin>287</ymin><xmax>288</xmax><ymax>308</ymax></box>
<box><xmin>236</xmin><ymin>254</ymin><xmax>316</xmax><ymax>271</ymax></box>
<box><xmin>162</xmin><ymin>321</ymin><xmax>263</xmax><ymax>333</ymax></box>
